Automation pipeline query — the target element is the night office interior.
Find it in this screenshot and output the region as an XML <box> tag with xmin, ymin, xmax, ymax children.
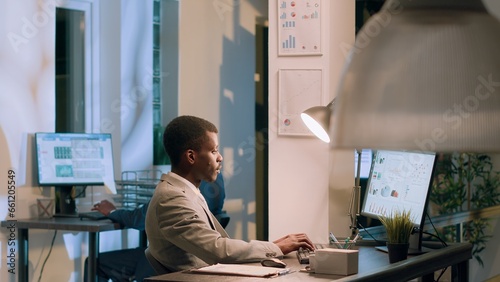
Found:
<box><xmin>0</xmin><ymin>0</ymin><xmax>500</xmax><ymax>281</ymax></box>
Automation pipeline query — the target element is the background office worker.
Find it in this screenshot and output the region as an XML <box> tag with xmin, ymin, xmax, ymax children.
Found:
<box><xmin>84</xmin><ymin>174</ymin><xmax>228</xmax><ymax>282</ymax></box>
<box><xmin>145</xmin><ymin>115</ymin><xmax>314</xmax><ymax>272</ymax></box>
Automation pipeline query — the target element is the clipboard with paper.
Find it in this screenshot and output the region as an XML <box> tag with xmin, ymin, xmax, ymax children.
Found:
<box><xmin>190</xmin><ymin>263</ymin><xmax>292</xmax><ymax>278</ymax></box>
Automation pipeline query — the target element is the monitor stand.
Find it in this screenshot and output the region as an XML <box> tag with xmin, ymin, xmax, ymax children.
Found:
<box><xmin>54</xmin><ymin>186</ymin><xmax>78</xmax><ymax>217</ymax></box>
<box><xmin>375</xmin><ymin>229</ymin><xmax>432</xmax><ymax>255</ymax></box>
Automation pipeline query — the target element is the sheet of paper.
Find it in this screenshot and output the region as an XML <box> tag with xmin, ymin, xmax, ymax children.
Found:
<box><xmin>191</xmin><ymin>263</ymin><xmax>290</xmax><ymax>277</ymax></box>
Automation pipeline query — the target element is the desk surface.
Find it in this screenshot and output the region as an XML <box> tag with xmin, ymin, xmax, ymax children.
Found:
<box><xmin>144</xmin><ymin>243</ymin><xmax>472</xmax><ymax>282</ymax></box>
<box><xmin>1</xmin><ymin>217</ymin><xmax>120</xmax><ymax>232</ymax></box>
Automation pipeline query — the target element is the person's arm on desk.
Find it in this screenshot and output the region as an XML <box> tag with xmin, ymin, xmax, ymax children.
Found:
<box><xmin>273</xmin><ymin>233</ymin><xmax>315</xmax><ymax>254</ymax></box>
<box><xmin>92</xmin><ymin>200</ymin><xmax>148</xmax><ymax>230</ymax></box>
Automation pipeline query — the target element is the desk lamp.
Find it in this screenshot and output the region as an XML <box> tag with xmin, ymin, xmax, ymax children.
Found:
<box><xmin>301</xmin><ymin>98</ymin><xmax>363</xmax><ymax>239</ymax></box>
<box><xmin>330</xmin><ymin>0</ymin><xmax>500</xmax><ymax>153</ymax></box>
<box><xmin>300</xmin><ymin>99</ymin><xmax>335</xmax><ymax>143</ymax></box>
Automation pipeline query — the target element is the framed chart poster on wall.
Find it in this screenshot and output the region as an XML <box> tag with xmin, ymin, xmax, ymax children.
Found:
<box><xmin>278</xmin><ymin>69</ymin><xmax>323</xmax><ymax>136</ymax></box>
<box><xmin>277</xmin><ymin>0</ymin><xmax>322</xmax><ymax>56</ymax></box>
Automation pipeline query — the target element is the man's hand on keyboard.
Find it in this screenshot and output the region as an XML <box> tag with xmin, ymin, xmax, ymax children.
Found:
<box><xmin>273</xmin><ymin>233</ymin><xmax>314</xmax><ymax>255</ymax></box>
<box><xmin>91</xmin><ymin>200</ymin><xmax>116</xmax><ymax>216</ymax></box>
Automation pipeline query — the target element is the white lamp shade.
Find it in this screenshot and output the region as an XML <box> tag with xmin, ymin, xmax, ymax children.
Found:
<box><xmin>301</xmin><ymin>99</ymin><xmax>336</xmax><ymax>143</ymax></box>
<box><xmin>301</xmin><ymin>110</ymin><xmax>331</xmax><ymax>143</ymax></box>
<box><xmin>331</xmin><ymin>0</ymin><xmax>500</xmax><ymax>153</ymax></box>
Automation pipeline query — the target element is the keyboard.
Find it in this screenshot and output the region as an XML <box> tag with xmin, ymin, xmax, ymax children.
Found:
<box><xmin>296</xmin><ymin>244</ymin><xmax>326</xmax><ymax>264</ymax></box>
<box><xmin>78</xmin><ymin>211</ymin><xmax>108</xmax><ymax>220</ymax></box>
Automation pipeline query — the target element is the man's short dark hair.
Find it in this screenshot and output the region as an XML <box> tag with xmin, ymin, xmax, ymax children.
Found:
<box><xmin>163</xmin><ymin>115</ymin><xmax>218</xmax><ymax>166</ymax></box>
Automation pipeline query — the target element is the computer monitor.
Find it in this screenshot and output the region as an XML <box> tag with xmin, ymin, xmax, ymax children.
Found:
<box><xmin>35</xmin><ymin>132</ymin><xmax>115</xmax><ymax>216</ymax></box>
<box><xmin>354</xmin><ymin>149</ymin><xmax>373</xmax><ymax>180</ymax></box>
<box><xmin>360</xmin><ymin>149</ymin><xmax>436</xmax><ymax>254</ymax></box>
<box><xmin>354</xmin><ymin>149</ymin><xmax>374</xmax><ymax>229</ymax></box>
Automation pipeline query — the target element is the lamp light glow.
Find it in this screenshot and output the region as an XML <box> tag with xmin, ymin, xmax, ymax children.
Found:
<box><xmin>300</xmin><ymin>99</ymin><xmax>335</xmax><ymax>143</ymax></box>
<box><xmin>301</xmin><ymin>111</ymin><xmax>330</xmax><ymax>143</ymax></box>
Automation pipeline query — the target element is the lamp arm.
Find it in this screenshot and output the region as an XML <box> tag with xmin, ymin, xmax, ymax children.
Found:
<box><xmin>355</xmin><ymin>149</ymin><xmax>362</xmax><ymax>189</ymax></box>
<box><xmin>327</xmin><ymin>98</ymin><xmax>336</xmax><ymax>111</ymax></box>
<box><xmin>349</xmin><ymin>149</ymin><xmax>363</xmax><ymax>238</ymax></box>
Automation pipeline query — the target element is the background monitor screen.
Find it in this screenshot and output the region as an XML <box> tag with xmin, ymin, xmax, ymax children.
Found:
<box><xmin>35</xmin><ymin>132</ymin><xmax>115</xmax><ymax>186</ymax></box>
<box><xmin>355</xmin><ymin>149</ymin><xmax>373</xmax><ymax>179</ymax></box>
<box><xmin>360</xmin><ymin>150</ymin><xmax>436</xmax><ymax>227</ymax></box>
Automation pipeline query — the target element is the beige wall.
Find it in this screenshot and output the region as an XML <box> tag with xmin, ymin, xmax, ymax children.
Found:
<box><xmin>268</xmin><ymin>0</ymin><xmax>355</xmax><ymax>243</ymax></box>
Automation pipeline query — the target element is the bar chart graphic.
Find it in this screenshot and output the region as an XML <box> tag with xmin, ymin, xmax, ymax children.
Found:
<box><xmin>282</xmin><ymin>35</ymin><xmax>296</xmax><ymax>49</ymax></box>
<box><xmin>282</xmin><ymin>21</ymin><xmax>295</xmax><ymax>28</ymax></box>
<box><xmin>302</xmin><ymin>11</ymin><xmax>318</xmax><ymax>19</ymax></box>
<box><xmin>278</xmin><ymin>0</ymin><xmax>321</xmax><ymax>56</ymax></box>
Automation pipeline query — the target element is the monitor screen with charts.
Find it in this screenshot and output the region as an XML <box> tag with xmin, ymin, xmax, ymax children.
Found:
<box><xmin>35</xmin><ymin>132</ymin><xmax>115</xmax><ymax>186</ymax></box>
<box><xmin>361</xmin><ymin>149</ymin><xmax>436</xmax><ymax>227</ymax></box>
<box><xmin>360</xmin><ymin>149</ymin><xmax>436</xmax><ymax>254</ymax></box>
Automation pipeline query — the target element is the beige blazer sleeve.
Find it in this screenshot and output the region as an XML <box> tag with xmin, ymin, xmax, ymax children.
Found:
<box><xmin>145</xmin><ymin>173</ymin><xmax>283</xmax><ymax>272</ymax></box>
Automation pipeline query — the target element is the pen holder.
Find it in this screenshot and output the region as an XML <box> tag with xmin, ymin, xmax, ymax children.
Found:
<box><xmin>331</xmin><ymin>240</ymin><xmax>356</xmax><ymax>249</ymax></box>
<box><xmin>310</xmin><ymin>248</ymin><xmax>359</xmax><ymax>275</ymax></box>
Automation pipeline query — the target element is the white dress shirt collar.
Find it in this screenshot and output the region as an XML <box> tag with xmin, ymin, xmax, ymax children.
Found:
<box><xmin>169</xmin><ymin>172</ymin><xmax>205</xmax><ymax>199</ymax></box>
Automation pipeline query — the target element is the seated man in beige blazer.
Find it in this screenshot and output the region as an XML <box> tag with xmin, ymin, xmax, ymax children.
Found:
<box><xmin>145</xmin><ymin>115</ymin><xmax>314</xmax><ymax>272</ymax></box>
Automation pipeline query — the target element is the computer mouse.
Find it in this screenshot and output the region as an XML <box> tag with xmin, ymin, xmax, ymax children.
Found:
<box><xmin>260</xmin><ymin>257</ymin><xmax>287</xmax><ymax>268</ymax></box>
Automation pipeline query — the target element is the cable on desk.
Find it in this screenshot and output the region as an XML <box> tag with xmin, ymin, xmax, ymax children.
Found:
<box><xmin>425</xmin><ymin>212</ymin><xmax>449</xmax><ymax>282</ymax></box>
<box><xmin>74</xmin><ymin>185</ymin><xmax>88</xmax><ymax>198</ymax></box>
<box><xmin>425</xmin><ymin>212</ymin><xmax>448</xmax><ymax>247</ymax></box>
<box><xmin>357</xmin><ymin>222</ymin><xmax>386</xmax><ymax>244</ymax></box>
<box><xmin>38</xmin><ymin>230</ymin><xmax>57</xmax><ymax>282</ymax></box>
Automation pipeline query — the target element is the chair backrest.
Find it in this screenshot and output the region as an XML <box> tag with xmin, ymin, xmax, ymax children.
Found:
<box><xmin>144</xmin><ymin>248</ymin><xmax>171</xmax><ymax>275</ymax></box>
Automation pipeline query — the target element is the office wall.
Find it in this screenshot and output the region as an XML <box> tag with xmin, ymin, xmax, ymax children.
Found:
<box><xmin>268</xmin><ymin>0</ymin><xmax>356</xmax><ymax>244</ymax></box>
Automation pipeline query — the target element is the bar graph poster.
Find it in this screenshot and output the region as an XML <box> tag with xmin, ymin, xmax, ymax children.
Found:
<box><xmin>278</xmin><ymin>0</ymin><xmax>322</xmax><ymax>56</ymax></box>
<box><xmin>278</xmin><ymin>69</ymin><xmax>323</xmax><ymax>136</ymax></box>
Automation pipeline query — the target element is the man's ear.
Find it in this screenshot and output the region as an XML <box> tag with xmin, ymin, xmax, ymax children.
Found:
<box><xmin>186</xmin><ymin>149</ymin><xmax>196</xmax><ymax>164</ymax></box>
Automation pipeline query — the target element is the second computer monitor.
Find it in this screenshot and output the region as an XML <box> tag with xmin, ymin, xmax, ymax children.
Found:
<box><xmin>360</xmin><ymin>149</ymin><xmax>436</xmax><ymax>254</ymax></box>
<box><xmin>361</xmin><ymin>150</ymin><xmax>436</xmax><ymax>228</ymax></box>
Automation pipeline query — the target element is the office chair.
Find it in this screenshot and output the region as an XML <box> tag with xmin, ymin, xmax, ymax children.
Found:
<box><xmin>215</xmin><ymin>212</ymin><xmax>230</xmax><ymax>229</ymax></box>
<box><xmin>144</xmin><ymin>248</ymin><xmax>171</xmax><ymax>275</ymax></box>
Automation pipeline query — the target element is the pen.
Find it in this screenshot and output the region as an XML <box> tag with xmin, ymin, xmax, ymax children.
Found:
<box><xmin>352</xmin><ymin>233</ymin><xmax>360</xmax><ymax>243</ymax></box>
<box><xmin>329</xmin><ymin>232</ymin><xmax>340</xmax><ymax>248</ymax></box>
<box><xmin>277</xmin><ymin>268</ymin><xmax>291</xmax><ymax>276</ymax></box>
<box><xmin>343</xmin><ymin>238</ymin><xmax>350</xmax><ymax>249</ymax></box>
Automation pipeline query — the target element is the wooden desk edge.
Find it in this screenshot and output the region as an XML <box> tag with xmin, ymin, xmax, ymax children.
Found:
<box><xmin>1</xmin><ymin>218</ymin><xmax>121</xmax><ymax>232</ymax></box>
<box><xmin>336</xmin><ymin>243</ymin><xmax>473</xmax><ymax>282</ymax></box>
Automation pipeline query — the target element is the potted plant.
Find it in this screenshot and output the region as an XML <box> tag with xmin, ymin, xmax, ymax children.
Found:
<box><xmin>379</xmin><ymin>209</ymin><xmax>414</xmax><ymax>263</ymax></box>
